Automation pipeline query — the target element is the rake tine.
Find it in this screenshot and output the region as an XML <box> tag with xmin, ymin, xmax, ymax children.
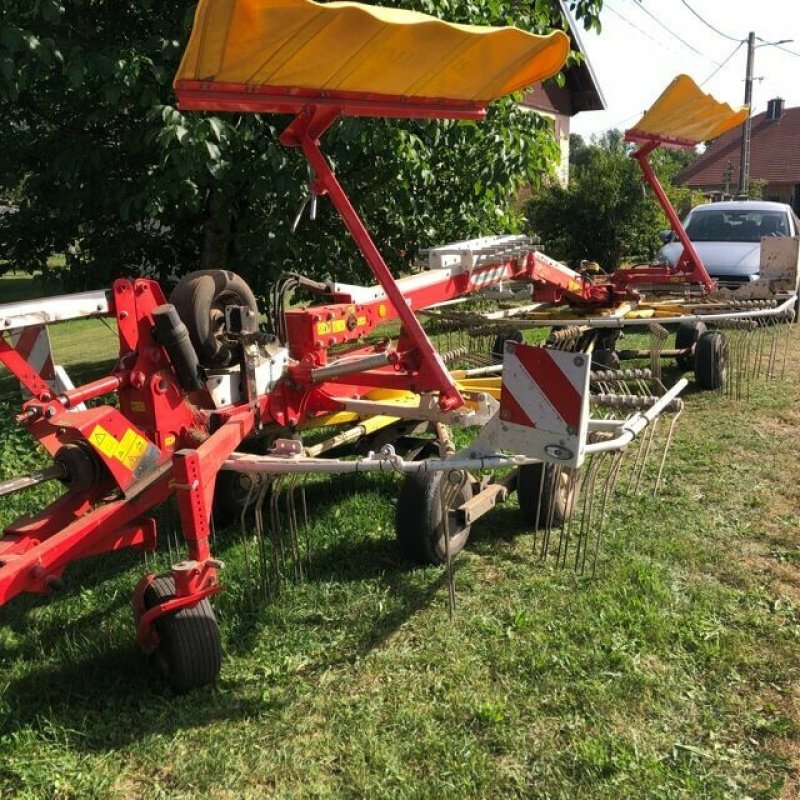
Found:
<box><xmin>593</xmin><ymin>450</ymin><xmax>625</xmax><ymax>577</ymax></box>
<box><xmin>299</xmin><ymin>475</ymin><xmax>312</xmax><ymax>578</ymax></box>
<box><xmin>289</xmin><ymin>474</ymin><xmax>305</xmax><ymax>581</ymax></box>
<box><xmin>626</xmin><ymin>425</ymin><xmax>648</xmax><ymax>494</ymax></box>
<box><xmin>781</xmin><ymin>320</ymin><xmax>791</xmax><ymax>380</ymax></box>
<box><xmin>633</xmin><ymin>416</ymin><xmax>659</xmax><ymax>495</ymax></box>
<box><xmin>579</xmin><ymin>454</ymin><xmax>606</xmax><ymax>575</ymax></box>
<box><xmin>441</xmin><ymin>470</ymin><xmax>466</xmax><ymax>620</ymax></box>
<box><xmin>240</xmin><ymin>480</ymin><xmax>257</xmax><ymax>599</ymax></box>
<box><xmin>556</xmin><ymin>467</ymin><xmax>578</xmax><ymax>570</ymax></box>
<box><xmin>270</xmin><ymin>476</ymin><xmax>285</xmax><ymax>590</ymax></box>
<box><xmin>534</xmin><ymin>462</ymin><xmax>547</xmax><ymax>558</ymax></box>
<box><xmin>572</xmin><ymin>459</ymin><xmax>595</xmax><ymax>573</ymax></box>
<box><xmin>654</xmin><ymin>407</ymin><xmax>683</xmax><ymax>496</ymax></box>
<box><xmin>253</xmin><ymin>479</ymin><xmax>272</xmax><ymax>601</ymax></box>
<box><xmin>548</xmin><ymin>466</ymin><xmax>564</xmax><ymax>565</ymax></box>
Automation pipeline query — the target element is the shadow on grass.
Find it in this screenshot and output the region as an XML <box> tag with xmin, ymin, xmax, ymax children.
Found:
<box><xmin>0</xmin><ymin>464</ymin><xmax>542</xmax><ymax>746</ymax></box>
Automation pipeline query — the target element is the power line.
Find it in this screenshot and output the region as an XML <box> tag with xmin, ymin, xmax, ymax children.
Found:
<box><xmin>605</xmin><ymin>2</ymin><xmax>683</xmax><ymax>56</ymax></box>
<box><xmin>630</xmin><ymin>0</ymin><xmax>713</xmax><ymax>61</ymax></box>
<box><xmin>679</xmin><ymin>0</ymin><xmax>742</xmax><ymax>43</ymax></box>
<box><xmin>755</xmin><ymin>36</ymin><xmax>800</xmax><ymax>58</ymax></box>
<box><xmin>700</xmin><ymin>40</ymin><xmax>744</xmax><ymax>86</ymax></box>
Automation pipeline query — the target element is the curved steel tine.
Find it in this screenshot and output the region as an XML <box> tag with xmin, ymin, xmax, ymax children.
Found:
<box><xmin>592</xmin><ymin>450</ymin><xmax>623</xmax><ymax>577</ymax></box>
<box><xmin>239</xmin><ymin>480</ymin><xmax>257</xmax><ymax>599</ymax></box>
<box><xmin>299</xmin><ymin>474</ymin><xmax>312</xmax><ymax>577</ymax></box>
<box><xmin>440</xmin><ymin>469</ymin><xmax>467</xmax><ymax>620</ymax></box>
<box><xmin>781</xmin><ymin>318</ymin><xmax>791</xmax><ymax>380</ymax></box>
<box><xmin>253</xmin><ymin>478</ymin><xmax>272</xmax><ymax>601</ymax></box>
<box><xmin>534</xmin><ymin>462</ymin><xmax>546</xmax><ymax>556</ymax></box>
<box><xmin>569</xmin><ymin>460</ymin><xmax>594</xmax><ymax>571</ymax></box>
<box><xmin>625</xmin><ymin>422</ymin><xmax>648</xmax><ymax>494</ymax></box>
<box><xmin>654</xmin><ymin>407</ymin><xmax>682</xmax><ymax>496</ymax></box>
<box><xmin>270</xmin><ymin>476</ymin><xmax>285</xmax><ymax>589</ymax></box>
<box><xmin>579</xmin><ymin>453</ymin><xmax>604</xmax><ymax>574</ymax></box>
<box><xmin>634</xmin><ymin>415</ymin><xmax>659</xmax><ymax>494</ymax></box>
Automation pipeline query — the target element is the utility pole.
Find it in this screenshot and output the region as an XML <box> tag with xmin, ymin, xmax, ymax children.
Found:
<box><xmin>738</xmin><ymin>31</ymin><xmax>755</xmax><ymax>197</ymax></box>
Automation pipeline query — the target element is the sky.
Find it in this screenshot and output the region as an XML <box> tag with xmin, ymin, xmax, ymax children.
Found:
<box><xmin>570</xmin><ymin>0</ymin><xmax>800</xmax><ymax>140</ymax></box>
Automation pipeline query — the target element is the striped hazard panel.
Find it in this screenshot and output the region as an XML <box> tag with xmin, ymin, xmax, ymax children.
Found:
<box><xmin>497</xmin><ymin>343</ymin><xmax>590</xmax><ymax>468</ymax></box>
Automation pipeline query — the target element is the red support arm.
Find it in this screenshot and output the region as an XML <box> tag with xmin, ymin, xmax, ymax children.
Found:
<box><xmin>280</xmin><ymin>107</ymin><xmax>464</xmax><ymax>411</ymax></box>
<box><xmin>621</xmin><ymin>138</ymin><xmax>715</xmax><ymax>293</ymax></box>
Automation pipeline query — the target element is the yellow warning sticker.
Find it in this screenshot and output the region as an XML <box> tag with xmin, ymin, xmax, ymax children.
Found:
<box><xmin>331</xmin><ymin>319</ymin><xmax>346</xmax><ymax>334</ymax></box>
<box><xmin>357</xmin><ymin>316</ymin><xmax>367</xmax><ymax>327</ymax></box>
<box><xmin>130</xmin><ymin>400</ymin><xmax>146</xmax><ymax>413</ymax></box>
<box><xmin>88</xmin><ymin>424</ymin><xmax>150</xmax><ymax>472</ymax></box>
<box><xmin>316</xmin><ymin>321</ymin><xmax>331</xmax><ymax>335</ymax></box>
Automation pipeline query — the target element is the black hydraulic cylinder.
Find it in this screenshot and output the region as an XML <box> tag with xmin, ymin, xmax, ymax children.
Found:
<box><xmin>152</xmin><ymin>304</ymin><xmax>204</xmax><ymax>391</ymax></box>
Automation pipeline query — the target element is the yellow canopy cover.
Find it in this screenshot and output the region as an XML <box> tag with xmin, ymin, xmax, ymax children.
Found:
<box><xmin>629</xmin><ymin>74</ymin><xmax>748</xmax><ymax>145</ymax></box>
<box><xmin>175</xmin><ymin>0</ymin><xmax>570</xmax><ymax>104</ymax></box>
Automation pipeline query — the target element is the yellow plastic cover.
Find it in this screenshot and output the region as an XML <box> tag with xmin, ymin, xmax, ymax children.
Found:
<box><xmin>175</xmin><ymin>0</ymin><xmax>570</xmax><ymax>104</ymax></box>
<box><xmin>629</xmin><ymin>74</ymin><xmax>748</xmax><ymax>144</ymax></box>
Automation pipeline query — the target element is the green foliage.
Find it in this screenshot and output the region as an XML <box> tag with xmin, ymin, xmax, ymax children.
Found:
<box><xmin>0</xmin><ymin>0</ymin><xmax>601</xmax><ymax>297</ymax></box>
<box><xmin>527</xmin><ymin>131</ymin><xmax>702</xmax><ymax>269</ymax></box>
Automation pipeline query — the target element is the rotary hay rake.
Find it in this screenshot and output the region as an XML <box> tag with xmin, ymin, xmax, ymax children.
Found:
<box><xmin>0</xmin><ymin>0</ymin><xmax>797</xmax><ymax>692</ymax></box>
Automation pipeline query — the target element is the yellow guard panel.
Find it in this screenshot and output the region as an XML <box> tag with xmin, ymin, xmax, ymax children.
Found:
<box><xmin>629</xmin><ymin>74</ymin><xmax>748</xmax><ymax>145</ymax></box>
<box><xmin>176</xmin><ymin>0</ymin><xmax>570</xmax><ymax>103</ymax></box>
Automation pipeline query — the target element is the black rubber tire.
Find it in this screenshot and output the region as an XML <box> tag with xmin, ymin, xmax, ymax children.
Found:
<box><xmin>517</xmin><ymin>463</ymin><xmax>577</xmax><ymax>529</ymax></box>
<box><xmin>395</xmin><ymin>471</ymin><xmax>473</xmax><ymax>565</ymax></box>
<box><xmin>674</xmin><ymin>321</ymin><xmax>707</xmax><ymax>371</ymax></box>
<box><xmin>694</xmin><ymin>331</ymin><xmax>728</xmax><ymax>390</ymax></box>
<box><xmin>213</xmin><ymin>436</ymin><xmax>269</xmax><ymax>527</ymax></box>
<box><xmin>491</xmin><ymin>330</ymin><xmax>524</xmax><ymax>362</ymax></box>
<box><xmin>592</xmin><ymin>349</ymin><xmax>620</xmax><ymax>370</ymax></box>
<box><xmin>143</xmin><ymin>575</ymin><xmax>222</xmax><ymax>693</ymax></box>
<box><xmin>170</xmin><ymin>269</ymin><xmax>259</xmax><ymax>368</ymax></box>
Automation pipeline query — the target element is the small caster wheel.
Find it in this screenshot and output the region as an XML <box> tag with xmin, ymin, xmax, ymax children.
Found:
<box><xmin>395</xmin><ymin>471</ymin><xmax>473</xmax><ymax>565</ymax></box>
<box><xmin>142</xmin><ymin>575</ymin><xmax>222</xmax><ymax>693</ymax></box>
<box><xmin>592</xmin><ymin>349</ymin><xmax>620</xmax><ymax>370</ymax></box>
<box><xmin>516</xmin><ymin>463</ymin><xmax>577</xmax><ymax>528</ymax></box>
<box><xmin>674</xmin><ymin>321</ymin><xmax>707</xmax><ymax>371</ymax></box>
<box><xmin>694</xmin><ymin>331</ymin><xmax>727</xmax><ymax>390</ymax></box>
<box><xmin>491</xmin><ymin>330</ymin><xmax>523</xmax><ymax>362</ymax></box>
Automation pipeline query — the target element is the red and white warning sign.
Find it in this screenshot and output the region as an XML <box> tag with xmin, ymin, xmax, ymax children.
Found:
<box><xmin>497</xmin><ymin>342</ymin><xmax>590</xmax><ymax>468</ymax></box>
<box><xmin>10</xmin><ymin>324</ymin><xmax>83</xmax><ymax>408</ymax></box>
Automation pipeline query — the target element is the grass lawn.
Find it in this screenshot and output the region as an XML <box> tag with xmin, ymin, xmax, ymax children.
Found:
<box><xmin>0</xmin><ymin>278</ymin><xmax>799</xmax><ymax>798</ymax></box>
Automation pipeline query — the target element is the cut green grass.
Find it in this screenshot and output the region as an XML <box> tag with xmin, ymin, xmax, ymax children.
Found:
<box><xmin>0</xmin><ymin>298</ymin><xmax>799</xmax><ymax>798</ymax></box>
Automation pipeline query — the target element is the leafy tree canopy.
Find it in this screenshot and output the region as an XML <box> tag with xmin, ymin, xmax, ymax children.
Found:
<box><xmin>0</xmin><ymin>0</ymin><xmax>603</xmax><ymax>295</ymax></box>
<box><xmin>527</xmin><ymin>130</ymin><xmax>701</xmax><ymax>269</ymax></box>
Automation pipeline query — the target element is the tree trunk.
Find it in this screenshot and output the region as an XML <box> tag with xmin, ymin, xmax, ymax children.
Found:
<box><xmin>200</xmin><ymin>189</ymin><xmax>231</xmax><ymax>269</ymax></box>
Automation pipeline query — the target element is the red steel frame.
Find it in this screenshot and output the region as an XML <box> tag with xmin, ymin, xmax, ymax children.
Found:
<box><xmin>0</xmin><ymin>86</ymin><xmax>718</xmax><ymax>657</ymax></box>
<box><xmin>612</xmin><ymin>132</ymin><xmax>715</xmax><ymax>293</ymax></box>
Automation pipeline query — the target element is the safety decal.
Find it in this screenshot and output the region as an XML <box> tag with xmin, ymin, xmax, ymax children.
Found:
<box><xmin>88</xmin><ymin>424</ymin><xmax>150</xmax><ymax>471</ymax></box>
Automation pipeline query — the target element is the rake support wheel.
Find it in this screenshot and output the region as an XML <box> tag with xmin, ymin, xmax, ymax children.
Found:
<box><xmin>143</xmin><ymin>575</ymin><xmax>222</xmax><ymax>693</ymax></box>
<box><xmin>693</xmin><ymin>331</ymin><xmax>727</xmax><ymax>391</ymax></box>
<box><xmin>395</xmin><ymin>471</ymin><xmax>473</xmax><ymax>565</ymax></box>
<box><xmin>170</xmin><ymin>269</ymin><xmax>259</xmax><ymax>368</ymax></box>
<box><xmin>674</xmin><ymin>321</ymin><xmax>706</xmax><ymax>371</ymax></box>
<box><xmin>517</xmin><ymin>462</ymin><xmax>577</xmax><ymax>529</ymax></box>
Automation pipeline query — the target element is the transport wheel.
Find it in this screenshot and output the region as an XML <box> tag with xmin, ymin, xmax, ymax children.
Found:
<box><xmin>693</xmin><ymin>331</ymin><xmax>727</xmax><ymax>390</ymax></box>
<box><xmin>395</xmin><ymin>471</ymin><xmax>474</xmax><ymax>565</ymax></box>
<box><xmin>516</xmin><ymin>462</ymin><xmax>577</xmax><ymax>529</ymax></box>
<box><xmin>674</xmin><ymin>321</ymin><xmax>707</xmax><ymax>371</ymax></box>
<box><xmin>170</xmin><ymin>269</ymin><xmax>259</xmax><ymax>368</ymax></box>
<box><xmin>143</xmin><ymin>575</ymin><xmax>222</xmax><ymax>693</ymax></box>
<box><xmin>213</xmin><ymin>436</ymin><xmax>269</xmax><ymax>527</ymax></box>
<box><xmin>491</xmin><ymin>330</ymin><xmax>523</xmax><ymax>361</ymax></box>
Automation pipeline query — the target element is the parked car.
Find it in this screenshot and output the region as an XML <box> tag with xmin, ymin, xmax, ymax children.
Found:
<box><xmin>656</xmin><ymin>200</ymin><xmax>800</xmax><ymax>288</ymax></box>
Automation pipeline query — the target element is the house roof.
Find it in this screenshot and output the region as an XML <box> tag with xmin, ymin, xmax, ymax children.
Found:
<box><xmin>678</xmin><ymin>105</ymin><xmax>800</xmax><ymax>187</ymax></box>
<box><xmin>555</xmin><ymin>0</ymin><xmax>605</xmax><ymax>113</ymax></box>
<box><xmin>520</xmin><ymin>0</ymin><xmax>605</xmax><ymax>116</ymax></box>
